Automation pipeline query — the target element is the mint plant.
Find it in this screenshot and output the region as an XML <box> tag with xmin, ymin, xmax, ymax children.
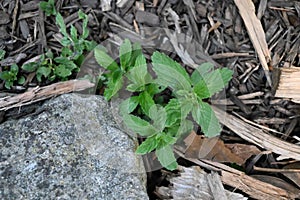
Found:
<box><xmin>22</xmin><ymin>10</ymin><xmax>97</xmax><ymax>82</ymax></box>
<box><xmin>0</xmin><ymin>64</ymin><xmax>25</xmax><ymax>89</ymax></box>
<box><xmin>94</xmin><ymin>39</ymin><xmax>233</xmax><ymax>170</ymax></box>
<box><xmin>0</xmin><ymin>7</ymin><xmax>96</xmax><ymax>88</ymax></box>
<box><xmin>0</xmin><ymin>49</ymin><xmax>5</xmax><ymax>60</ymax></box>
<box><xmin>40</xmin><ymin>0</ymin><xmax>56</xmax><ymax>16</ymax></box>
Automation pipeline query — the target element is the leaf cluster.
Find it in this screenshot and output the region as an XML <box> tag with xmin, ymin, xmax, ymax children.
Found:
<box><xmin>94</xmin><ymin>39</ymin><xmax>233</xmax><ymax>170</ymax></box>
<box><xmin>22</xmin><ymin>10</ymin><xmax>96</xmax><ymax>82</ymax></box>
<box><xmin>0</xmin><ymin>61</ymin><xmax>25</xmax><ymax>89</ymax></box>
<box><xmin>0</xmin><ymin>7</ymin><xmax>96</xmax><ymax>89</ymax></box>
<box><xmin>40</xmin><ymin>0</ymin><xmax>56</xmax><ymax>16</ymax></box>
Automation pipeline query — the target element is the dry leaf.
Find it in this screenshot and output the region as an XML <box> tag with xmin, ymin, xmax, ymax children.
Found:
<box><xmin>225</xmin><ymin>143</ymin><xmax>261</xmax><ymax>164</ymax></box>
<box><xmin>183</xmin><ymin>131</ymin><xmax>258</xmax><ymax>165</ymax></box>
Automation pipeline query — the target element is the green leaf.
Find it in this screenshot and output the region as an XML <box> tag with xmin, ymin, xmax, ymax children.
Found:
<box><xmin>191</xmin><ymin>62</ymin><xmax>214</xmax><ymax>85</ymax></box>
<box><xmin>179</xmin><ymin>98</ymin><xmax>194</xmax><ymax>120</ymax></box>
<box><xmin>138</xmin><ymin>91</ymin><xmax>155</xmax><ymax>116</ymax></box>
<box><xmin>84</xmin><ymin>40</ymin><xmax>97</xmax><ymax>51</ymax></box>
<box><xmin>149</xmin><ymin>104</ymin><xmax>167</xmax><ymax>132</ymax></box>
<box><xmin>156</xmin><ymin>145</ymin><xmax>178</xmax><ymax>170</ymax></box>
<box><xmin>104</xmin><ymin>72</ymin><xmax>123</xmax><ymax>100</ymax></box>
<box><xmin>128</xmin><ymin>42</ymin><xmax>143</xmax><ymax>68</ymax></box>
<box><xmin>146</xmin><ymin>83</ymin><xmax>165</xmax><ymax>97</ymax></box>
<box><xmin>94</xmin><ymin>46</ymin><xmax>119</xmax><ymax>71</ymax></box>
<box><xmin>40</xmin><ymin>0</ymin><xmax>56</xmax><ymax>16</ymax></box>
<box><xmin>194</xmin><ymin>68</ymin><xmax>233</xmax><ymax>99</ymax></box>
<box><xmin>165</xmin><ymin>99</ymin><xmax>181</xmax><ymax>127</ymax></box>
<box><xmin>78</xmin><ymin>10</ymin><xmax>89</xmax><ymax>39</ymax></box>
<box><xmin>122</xmin><ymin>114</ymin><xmax>157</xmax><ymax>137</ymax></box>
<box><xmin>4</xmin><ymin>80</ymin><xmax>13</xmax><ymax>89</ymax></box>
<box><xmin>193</xmin><ymin>79</ymin><xmax>211</xmax><ymax>99</ymax></box>
<box><xmin>126</xmin><ymin>54</ymin><xmax>150</xmax><ymax>92</ymax></box>
<box><xmin>176</xmin><ymin>119</ymin><xmax>193</xmax><ymax>137</ymax></box>
<box><xmin>156</xmin><ymin>132</ymin><xmax>177</xmax><ymax>148</ymax></box>
<box><xmin>60</xmin><ymin>48</ymin><xmax>73</xmax><ymax>57</ymax></box>
<box><xmin>17</xmin><ymin>76</ymin><xmax>25</xmax><ymax>84</ymax></box>
<box><xmin>36</xmin><ymin>66</ymin><xmax>51</xmax><ymax>82</ymax></box>
<box><xmin>119</xmin><ymin>39</ymin><xmax>132</xmax><ymax>70</ymax></box>
<box><xmin>0</xmin><ymin>49</ymin><xmax>6</xmax><ymax>60</ymax></box>
<box><xmin>54</xmin><ymin>65</ymin><xmax>72</xmax><ymax>78</ymax></box>
<box><xmin>136</xmin><ymin>135</ymin><xmax>158</xmax><ymax>154</ymax></box>
<box><xmin>54</xmin><ymin>56</ymin><xmax>68</xmax><ymax>64</ymax></box>
<box><xmin>70</xmin><ymin>25</ymin><xmax>78</xmax><ymax>42</ymax></box>
<box><xmin>151</xmin><ymin>51</ymin><xmax>191</xmax><ymax>91</ymax></box>
<box><xmin>60</xmin><ymin>37</ymin><xmax>71</xmax><ymax>46</ymax></box>
<box><xmin>119</xmin><ymin>96</ymin><xmax>139</xmax><ymax>115</ymax></box>
<box><xmin>11</xmin><ymin>64</ymin><xmax>19</xmax><ymax>74</ymax></box>
<box><xmin>22</xmin><ymin>62</ymin><xmax>38</xmax><ymax>72</ymax></box>
<box><xmin>192</xmin><ymin>101</ymin><xmax>221</xmax><ymax>137</ymax></box>
<box><xmin>56</xmin><ymin>13</ymin><xmax>68</xmax><ymax>38</ymax></box>
<box><xmin>0</xmin><ymin>66</ymin><xmax>18</xmax><ymax>89</ymax></box>
<box><xmin>45</xmin><ymin>50</ymin><xmax>54</xmax><ymax>59</ymax></box>
<box><xmin>0</xmin><ymin>71</ymin><xmax>11</xmax><ymax>81</ymax></box>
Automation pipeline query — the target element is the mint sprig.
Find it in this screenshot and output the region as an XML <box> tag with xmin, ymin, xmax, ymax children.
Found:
<box><xmin>94</xmin><ymin>40</ymin><xmax>233</xmax><ymax>170</ymax></box>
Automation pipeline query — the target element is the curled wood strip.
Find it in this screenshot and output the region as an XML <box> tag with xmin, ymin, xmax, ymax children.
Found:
<box><xmin>212</xmin><ymin>106</ymin><xmax>300</xmax><ymax>161</ymax></box>
<box><xmin>0</xmin><ymin>79</ymin><xmax>94</xmax><ymax>111</ymax></box>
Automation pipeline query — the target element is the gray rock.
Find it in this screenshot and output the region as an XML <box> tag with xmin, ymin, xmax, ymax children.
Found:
<box><xmin>0</xmin><ymin>94</ymin><xmax>149</xmax><ymax>200</ymax></box>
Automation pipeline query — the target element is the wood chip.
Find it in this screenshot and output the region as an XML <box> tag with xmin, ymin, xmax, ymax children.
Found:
<box><xmin>157</xmin><ymin>166</ymin><xmax>247</xmax><ymax>200</ymax></box>
<box><xmin>174</xmin><ymin>150</ymin><xmax>299</xmax><ymax>199</ymax></box>
<box><xmin>0</xmin><ymin>53</ymin><xmax>26</xmax><ymax>66</ymax></box>
<box><xmin>0</xmin><ymin>11</ymin><xmax>11</xmax><ymax>25</ymax></box>
<box><xmin>0</xmin><ymin>79</ymin><xmax>94</xmax><ymax>111</ymax></box>
<box><xmin>101</xmin><ymin>0</ymin><xmax>112</xmax><ymax>11</ymax></box>
<box><xmin>234</xmin><ymin>0</ymin><xmax>272</xmax><ymax>85</ymax></box>
<box><xmin>274</xmin><ymin>67</ymin><xmax>300</xmax><ymax>102</ymax></box>
<box><xmin>135</xmin><ymin>10</ymin><xmax>160</xmax><ymax>26</ymax></box>
<box><xmin>212</xmin><ymin>105</ymin><xmax>300</xmax><ymax>161</ymax></box>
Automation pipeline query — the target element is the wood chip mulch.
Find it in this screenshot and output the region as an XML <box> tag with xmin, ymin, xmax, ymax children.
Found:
<box><xmin>1</xmin><ymin>0</ymin><xmax>300</xmax><ymax>199</ymax></box>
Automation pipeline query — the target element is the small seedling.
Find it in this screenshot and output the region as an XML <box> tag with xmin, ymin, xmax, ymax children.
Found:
<box><xmin>1</xmin><ymin>7</ymin><xmax>97</xmax><ymax>88</ymax></box>
<box><xmin>40</xmin><ymin>0</ymin><xmax>56</xmax><ymax>16</ymax></box>
<box><xmin>22</xmin><ymin>10</ymin><xmax>97</xmax><ymax>82</ymax></box>
<box><xmin>94</xmin><ymin>39</ymin><xmax>233</xmax><ymax>170</ymax></box>
<box><xmin>0</xmin><ymin>49</ymin><xmax>5</xmax><ymax>60</ymax></box>
<box><xmin>0</xmin><ymin>64</ymin><xmax>25</xmax><ymax>89</ymax></box>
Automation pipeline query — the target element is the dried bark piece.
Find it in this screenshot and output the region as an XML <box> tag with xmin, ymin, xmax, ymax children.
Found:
<box><xmin>157</xmin><ymin>166</ymin><xmax>247</xmax><ymax>200</ymax></box>
<box><xmin>174</xmin><ymin>150</ymin><xmax>299</xmax><ymax>199</ymax></box>
<box><xmin>0</xmin><ymin>26</ymin><xmax>10</xmax><ymax>39</ymax></box>
<box><xmin>135</xmin><ymin>10</ymin><xmax>160</xmax><ymax>26</ymax></box>
<box><xmin>101</xmin><ymin>0</ymin><xmax>112</xmax><ymax>11</ymax></box>
<box><xmin>212</xmin><ymin>105</ymin><xmax>300</xmax><ymax>161</ymax></box>
<box><xmin>21</xmin><ymin>1</ymin><xmax>39</xmax><ymax>12</ymax></box>
<box><xmin>251</xmin><ymin>175</ymin><xmax>300</xmax><ymax>195</ymax></box>
<box><xmin>0</xmin><ymin>11</ymin><xmax>11</xmax><ymax>25</ymax></box>
<box><xmin>0</xmin><ymin>79</ymin><xmax>94</xmax><ymax>111</ymax></box>
<box><xmin>282</xmin><ymin>162</ymin><xmax>300</xmax><ymax>188</ymax></box>
<box><xmin>274</xmin><ymin>67</ymin><xmax>300</xmax><ymax>103</ymax></box>
<box><xmin>0</xmin><ymin>53</ymin><xmax>26</xmax><ymax>66</ymax></box>
<box><xmin>79</xmin><ymin>0</ymin><xmax>98</xmax><ymax>8</ymax></box>
<box><xmin>234</xmin><ymin>0</ymin><xmax>272</xmax><ymax>86</ymax></box>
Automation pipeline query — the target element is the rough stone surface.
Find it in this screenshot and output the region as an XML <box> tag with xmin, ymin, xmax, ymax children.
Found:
<box><xmin>0</xmin><ymin>93</ymin><xmax>148</xmax><ymax>200</ymax></box>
